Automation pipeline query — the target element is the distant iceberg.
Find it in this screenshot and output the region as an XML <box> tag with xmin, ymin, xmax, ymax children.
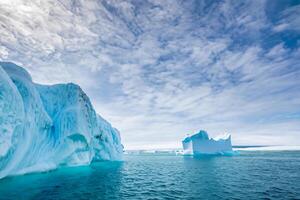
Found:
<box><xmin>0</xmin><ymin>62</ymin><xmax>123</xmax><ymax>179</ymax></box>
<box><xmin>182</xmin><ymin>130</ymin><xmax>235</xmax><ymax>155</ymax></box>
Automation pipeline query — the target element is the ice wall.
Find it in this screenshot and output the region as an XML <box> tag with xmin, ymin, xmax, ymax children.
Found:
<box><xmin>0</xmin><ymin>62</ymin><xmax>123</xmax><ymax>178</ymax></box>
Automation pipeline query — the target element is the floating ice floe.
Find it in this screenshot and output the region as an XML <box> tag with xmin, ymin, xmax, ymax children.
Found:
<box><xmin>182</xmin><ymin>130</ymin><xmax>236</xmax><ymax>156</ymax></box>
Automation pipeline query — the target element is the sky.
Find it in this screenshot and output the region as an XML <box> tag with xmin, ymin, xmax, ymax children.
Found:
<box><xmin>0</xmin><ymin>0</ymin><xmax>300</xmax><ymax>149</ymax></box>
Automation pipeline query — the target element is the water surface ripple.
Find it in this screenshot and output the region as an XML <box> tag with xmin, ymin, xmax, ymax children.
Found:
<box><xmin>0</xmin><ymin>151</ymin><xmax>300</xmax><ymax>199</ymax></box>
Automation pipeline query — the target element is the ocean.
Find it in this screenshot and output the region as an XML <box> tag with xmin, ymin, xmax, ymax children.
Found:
<box><xmin>0</xmin><ymin>151</ymin><xmax>300</xmax><ymax>200</ymax></box>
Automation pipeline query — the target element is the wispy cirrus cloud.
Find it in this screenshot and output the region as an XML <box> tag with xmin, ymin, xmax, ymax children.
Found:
<box><xmin>0</xmin><ymin>0</ymin><xmax>299</xmax><ymax>149</ymax></box>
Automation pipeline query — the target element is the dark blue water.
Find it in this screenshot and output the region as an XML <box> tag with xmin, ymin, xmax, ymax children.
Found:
<box><xmin>1</xmin><ymin>151</ymin><xmax>300</xmax><ymax>200</ymax></box>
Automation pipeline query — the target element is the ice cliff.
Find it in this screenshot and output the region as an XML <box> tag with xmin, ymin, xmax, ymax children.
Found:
<box><xmin>182</xmin><ymin>130</ymin><xmax>234</xmax><ymax>155</ymax></box>
<box><xmin>0</xmin><ymin>62</ymin><xmax>123</xmax><ymax>179</ymax></box>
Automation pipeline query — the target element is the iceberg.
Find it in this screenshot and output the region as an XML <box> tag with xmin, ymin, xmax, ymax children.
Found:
<box><xmin>0</xmin><ymin>62</ymin><xmax>123</xmax><ymax>179</ymax></box>
<box><xmin>182</xmin><ymin>130</ymin><xmax>234</xmax><ymax>155</ymax></box>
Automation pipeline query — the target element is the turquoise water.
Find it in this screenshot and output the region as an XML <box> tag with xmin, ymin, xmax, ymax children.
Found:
<box><xmin>0</xmin><ymin>151</ymin><xmax>300</xmax><ymax>200</ymax></box>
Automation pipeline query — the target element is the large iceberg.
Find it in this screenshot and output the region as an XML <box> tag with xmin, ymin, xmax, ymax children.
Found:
<box><xmin>0</xmin><ymin>62</ymin><xmax>123</xmax><ymax>179</ymax></box>
<box><xmin>182</xmin><ymin>130</ymin><xmax>234</xmax><ymax>155</ymax></box>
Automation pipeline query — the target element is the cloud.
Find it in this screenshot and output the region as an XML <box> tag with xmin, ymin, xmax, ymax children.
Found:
<box><xmin>273</xmin><ymin>4</ymin><xmax>300</xmax><ymax>32</ymax></box>
<box><xmin>0</xmin><ymin>0</ymin><xmax>299</xmax><ymax>149</ymax></box>
<box><xmin>0</xmin><ymin>46</ymin><xmax>8</xmax><ymax>59</ymax></box>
